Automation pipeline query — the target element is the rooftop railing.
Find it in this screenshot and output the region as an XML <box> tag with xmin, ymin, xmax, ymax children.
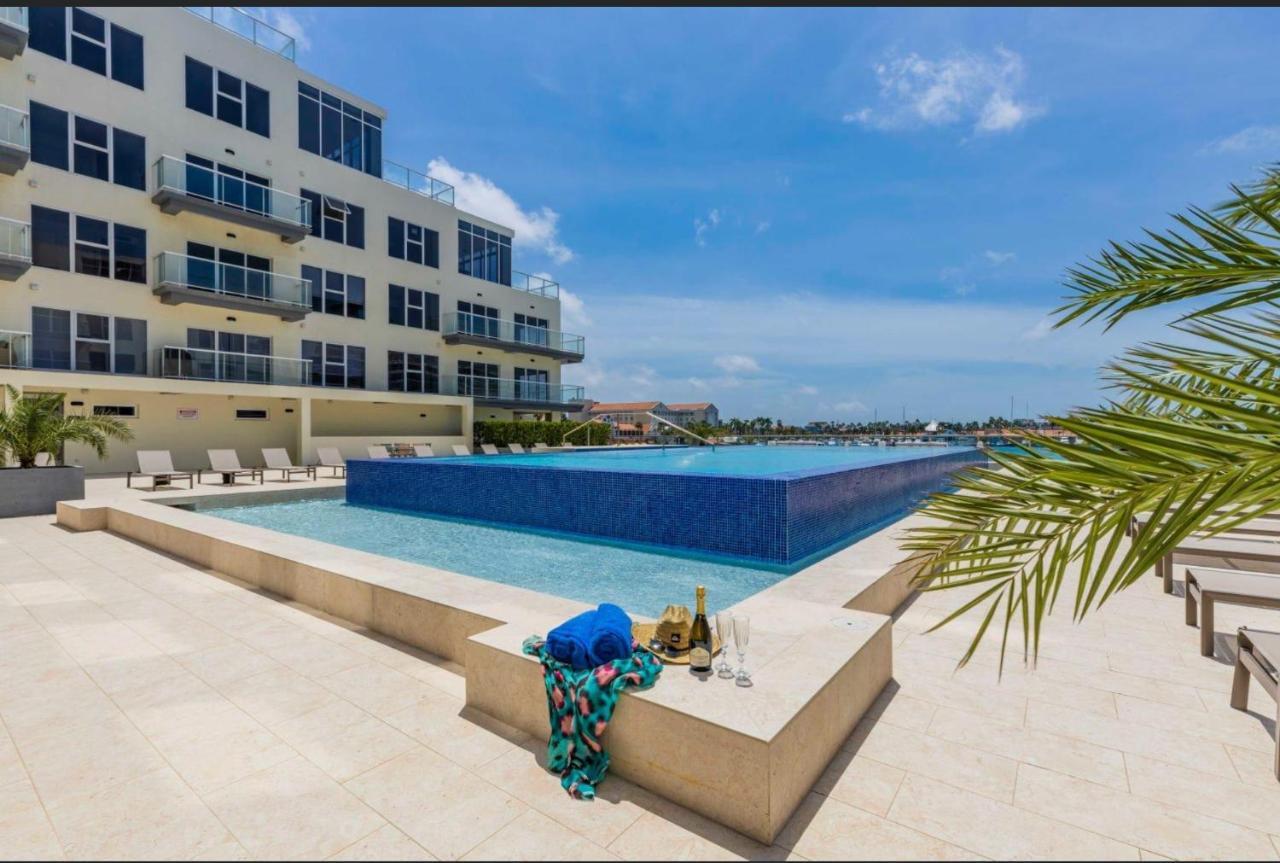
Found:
<box><xmin>381</xmin><ymin>159</ymin><xmax>456</xmax><ymax>207</ymax></box>
<box><xmin>442</xmin><ymin>312</ymin><xmax>584</xmax><ymax>358</ymax></box>
<box><xmin>0</xmin><ymin>103</ymin><xmax>27</xmax><ymax>153</ymax></box>
<box><xmin>153</xmin><ymin>155</ymin><xmax>311</xmax><ymax>231</ymax></box>
<box><xmin>185</xmin><ymin>7</ymin><xmax>295</xmax><ymax>61</ymax></box>
<box><xmin>0</xmin><ymin>7</ymin><xmax>26</xmax><ymax>30</ymax></box>
<box><xmin>155</xmin><ymin>252</ymin><xmax>312</xmax><ymax>310</ymax></box>
<box><xmin>0</xmin><ymin>216</ymin><xmax>30</xmax><ymax>262</ymax></box>
<box><xmin>0</xmin><ymin>330</ymin><xmax>30</xmax><ymax>369</ymax></box>
<box><xmin>154</xmin><ymin>346</ymin><xmax>312</xmax><ymax>388</ymax></box>
<box><xmin>511</xmin><ymin>270</ymin><xmax>560</xmax><ymax>299</ymax></box>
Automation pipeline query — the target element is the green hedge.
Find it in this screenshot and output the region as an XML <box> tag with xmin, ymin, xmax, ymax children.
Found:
<box><xmin>473</xmin><ymin>420</ymin><xmax>612</xmax><ymax>447</ymax></box>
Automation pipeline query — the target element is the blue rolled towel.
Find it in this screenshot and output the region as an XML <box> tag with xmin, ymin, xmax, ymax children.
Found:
<box><xmin>546</xmin><ymin>609</ymin><xmax>595</xmax><ymax>669</ymax></box>
<box><xmin>588</xmin><ymin>603</ymin><xmax>633</xmax><ymax>667</ymax></box>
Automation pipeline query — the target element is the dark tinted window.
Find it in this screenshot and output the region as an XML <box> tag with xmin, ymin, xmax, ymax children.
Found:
<box><xmin>28</xmin><ymin>8</ymin><xmax>67</xmax><ymax>60</ymax></box>
<box><xmin>72</xmin><ymin>116</ymin><xmax>109</xmax><ymax>181</ymax></box>
<box><xmin>74</xmin><ymin>216</ymin><xmax>110</xmax><ymax>278</ymax></box>
<box><xmin>109</xmin><ymin>24</ymin><xmax>144</xmax><ymax>89</ymax></box>
<box><xmin>112</xmin><ymin>317</ymin><xmax>147</xmax><ymax>375</ymax></box>
<box><xmin>388</xmin><ymin>284</ymin><xmax>405</xmax><ymax>326</ymax></box>
<box><xmin>346</xmin><ymin>346</ymin><xmax>365</xmax><ymax>389</ymax></box>
<box><xmin>346</xmin><ymin>276</ymin><xmax>365</xmax><ymax>319</ymax></box>
<box><xmin>185</xmin><ymin>57</ymin><xmax>213</xmax><ymax>115</ymax></box>
<box><xmin>347</xmin><ymin>204</ymin><xmax>364</xmax><ymax>249</ymax></box>
<box><xmin>31</xmin><ymin>206</ymin><xmax>70</xmax><ymax>271</ymax></box>
<box><xmin>29</xmin><ymin>102</ymin><xmax>69</xmax><ymax>171</ymax></box>
<box><xmin>302</xmin><ymin>264</ymin><xmax>323</xmax><ymax>312</ymax></box>
<box><xmin>113</xmin><ymin>224</ymin><xmax>146</xmax><ymax>283</ymax></box>
<box><xmin>32</xmin><ymin>307</ymin><xmax>71</xmax><ymax>370</ymax></box>
<box><xmin>301</xmin><ymin>340</ymin><xmax>323</xmax><ymax>386</ymax></box>
<box><xmin>245</xmin><ymin>83</ymin><xmax>270</xmax><ymax>137</ymax></box>
<box><xmin>216</xmin><ymin>71</ymin><xmax>242</xmax><ymax>127</ymax></box>
<box><xmin>324</xmin><ymin>271</ymin><xmax>344</xmax><ymax>315</ymax></box>
<box><xmin>112</xmin><ymin>128</ymin><xmax>146</xmax><ymax>190</ymax></box>
<box><xmin>387</xmin><ymin>217</ymin><xmax>404</xmax><ymax>259</ymax></box>
<box><xmin>299</xmin><ymin>189</ymin><xmax>322</xmax><ymax>238</ymax></box>
<box><xmin>298</xmin><ymin>88</ymin><xmax>319</xmax><ymax>153</ymax></box>
<box><xmin>425</xmin><ymin>291</ymin><xmax>440</xmax><ymax>330</ymax></box>
<box><xmin>70</xmin><ymin>9</ymin><xmax>107</xmax><ymax>75</ymax></box>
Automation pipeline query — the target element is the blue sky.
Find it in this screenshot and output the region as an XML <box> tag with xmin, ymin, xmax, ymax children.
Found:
<box><xmin>267</xmin><ymin>6</ymin><xmax>1280</xmax><ymax>423</ymax></box>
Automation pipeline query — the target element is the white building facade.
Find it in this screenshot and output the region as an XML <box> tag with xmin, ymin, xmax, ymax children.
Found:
<box><xmin>0</xmin><ymin>7</ymin><xmax>586</xmax><ymax>473</ymax></box>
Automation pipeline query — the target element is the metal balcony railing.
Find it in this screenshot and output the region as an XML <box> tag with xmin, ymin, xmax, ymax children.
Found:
<box><xmin>155</xmin><ymin>252</ymin><xmax>311</xmax><ymax>310</ymax></box>
<box><xmin>0</xmin><ymin>217</ymin><xmax>30</xmax><ymax>262</ymax></box>
<box><xmin>442</xmin><ymin>311</ymin><xmax>584</xmax><ymax>359</ymax></box>
<box><xmin>381</xmin><ymin>159</ymin><xmax>456</xmax><ymax>206</ymax></box>
<box><xmin>153</xmin><ymin>155</ymin><xmax>311</xmax><ymax>233</ymax></box>
<box><xmin>185</xmin><ymin>7</ymin><xmax>295</xmax><ymax>61</ymax></box>
<box><xmin>0</xmin><ymin>330</ymin><xmax>31</xmax><ymax>369</ymax></box>
<box><xmin>511</xmin><ymin>270</ymin><xmax>560</xmax><ymax>299</ymax></box>
<box><xmin>154</xmin><ymin>346</ymin><xmax>312</xmax><ymax>387</ymax></box>
<box><xmin>0</xmin><ymin>102</ymin><xmax>28</xmax><ymax>152</ymax></box>
<box><xmin>442</xmin><ymin>375</ymin><xmax>584</xmax><ymax>406</ymax></box>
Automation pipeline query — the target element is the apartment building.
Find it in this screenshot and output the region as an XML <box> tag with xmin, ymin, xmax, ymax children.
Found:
<box><xmin>668</xmin><ymin>402</ymin><xmax>718</xmax><ymax>428</ymax></box>
<box><xmin>0</xmin><ymin>6</ymin><xmax>586</xmax><ymax>473</ymax></box>
<box><xmin>569</xmin><ymin>400</ymin><xmax>676</xmax><ymax>440</ymax></box>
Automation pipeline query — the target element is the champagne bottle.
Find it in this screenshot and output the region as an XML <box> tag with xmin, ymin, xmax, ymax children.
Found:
<box><xmin>689</xmin><ymin>585</ymin><xmax>712</xmax><ymax>673</ymax></box>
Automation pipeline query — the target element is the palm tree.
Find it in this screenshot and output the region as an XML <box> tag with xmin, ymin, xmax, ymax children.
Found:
<box><xmin>0</xmin><ymin>386</ymin><xmax>133</xmax><ymax>469</ymax></box>
<box><xmin>907</xmin><ymin>166</ymin><xmax>1280</xmax><ymax>667</ymax></box>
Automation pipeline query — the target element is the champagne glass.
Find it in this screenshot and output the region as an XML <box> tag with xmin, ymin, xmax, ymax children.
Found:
<box><xmin>732</xmin><ymin>614</ymin><xmax>752</xmax><ymax>687</ymax></box>
<box><xmin>715</xmin><ymin>610</ymin><xmax>734</xmax><ymax>679</ymax></box>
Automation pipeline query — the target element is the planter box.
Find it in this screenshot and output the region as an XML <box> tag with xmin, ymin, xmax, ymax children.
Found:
<box><xmin>0</xmin><ymin>466</ymin><xmax>85</xmax><ymax>517</ymax></box>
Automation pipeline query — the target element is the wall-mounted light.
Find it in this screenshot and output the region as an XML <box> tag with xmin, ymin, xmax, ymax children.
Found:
<box><xmin>225</xmin><ymin>316</ymin><xmax>237</xmax><ymax>322</ymax></box>
<box><xmin>284</xmin><ymin>408</ymin><xmax>294</xmax><ymax>414</ymax></box>
<box><xmin>225</xmin><ymin>232</ymin><xmax>236</xmax><ymax>239</ymax></box>
<box><xmin>69</xmin><ymin>400</ymin><xmax>84</xmax><ymax>407</ymax></box>
<box><xmin>224</xmin><ymin>148</ymin><xmax>236</xmax><ymax>156</ymax></box>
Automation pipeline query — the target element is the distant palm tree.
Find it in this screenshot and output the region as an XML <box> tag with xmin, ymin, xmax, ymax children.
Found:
<box><xmin>907</xmin><ymin>166</ymin><xmax>1280</xmax><ymax>667</ymax></box>
<box><xmin>0</xmin><ymin>386</ymin><xmax>133</xmax><ymax>469</ymax></box>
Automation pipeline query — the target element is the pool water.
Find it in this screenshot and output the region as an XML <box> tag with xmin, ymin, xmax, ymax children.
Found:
<box><xmin>447</xmin><ymin>444</ymin><xmax>969</xmax><ymax>477</ymax></box>
<box><xmin>201</xmin><ymin>498</ymin><xmax>792</xmax><ymax>617</ymax></box>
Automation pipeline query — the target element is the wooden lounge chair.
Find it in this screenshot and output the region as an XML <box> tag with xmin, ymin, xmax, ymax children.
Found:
<box><xmin>480</xmin><ymin>443</ymin><xmax>500</xmax><ymax>455</ymax></box>
<box><xmin>1156</xmin><ymin>535</ymin><xmax>1280</xmax><ymax>593</ymax></box>
<box><xmin>507</xmin><ymin>443</ymin><xmax>526</xmax><ymax>454</ymax></box>
<box><xmin>451</xmin><ymin>444</ymin><xmax>471</xmax><ymax>456</ymax></box>
<box><xmin>366</xmin><ymin>445</ymin><xmax>390</xmax><ymax>460</ymax></box>
<box><xmin>532</xmin><ymin>442</ymin><xmax>550</xmax><ymax>451</ymax></box>
<box><xmin>261</xmin><ymin>448</ymin><xmax>315</xmax><ymax>482</ymax></box>
<box><xmin>1185</xmin><ymin>567</ymin><xmax>1280</xmax><ymax>656</ymax></box>
<box><xmin>412</xmin><ymin>444</ymin><xmax>434</xmax><ymax>458</ymax></box>
<box><xmin>1231</xmin><ymin>627</ymin><xmax>1280</xmax><ymax>779</ymax></box>
<box><xmin>316</xmin><ymin>447</ymin><xmax>347</xmax><ymax>477</ymax></box>
<box><xmin>1132</xmin><ymin>512</ymin><xmax>1280</xmax><ymax>539</ymax></box>
<box><xmin>127</xmin><ymin>450</ymin><xmax>194</xmax><ymax>490</ymax></box>
<box><xmin>201</xmin><ymin>449</ymin><xmax>263</xmax><ymax>486</ymax></box>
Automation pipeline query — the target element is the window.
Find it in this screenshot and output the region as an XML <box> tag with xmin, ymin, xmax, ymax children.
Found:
<box><xmin>388</xmin><ymin>217</ymin><xmax>439</xmax><ymax>268</ymax></box>
<box><xmin>301</xmin><ymin>266</ymin><xmax>365</xmax><ymax>319</ymax></box>
<box><xmin>187</xmin><ymin>243</ymin><xmax>271</xmax><ymax>300</ymax></box>
<box><xmin>184</xmin><ymin>154</ymin><xmax>273</xmax><ymax>217</ymax></box>
<box><xmin>113</xmin><ymin>225</ymin><xmax>146</xmax><ymax>283</ymax></box>
<box><xmin>235</xmin><ymin>409</ymin><xmax>269</xmax><ymax>421</ymax></box>
<box><xmin>36</xmin><ymin>210</ymin><xmax>146</xmax><ymax>284</ymax></box>
<box><xmin>297</xmin><ymin>82</ymin><xmax>382</xmax><ymax>176</ymax></box>
<box><xmin>301</xmin><ymin>341</ymin><xmax>364</xmax><ymax>389</ymax></box>
<box><xmin>92</xmin><ymin>404</ymin><xmax>137</xmax><ymax>418</ymax></box>
<box><xmin>31</xmin><ymin>307</ymin><xmax>146</xmax><ymax>374</ymax></box>
<box><xmin>388</xmin><ymin>284</ymin><xmax>440</xmax><ymax>331</ymax></box>
<box><xmin>457</xmin><ymin>301</ymin><xmax>500</xmax><ymax>339</ymax></box>
<box><xmin>28</xmin><ymin>9</ymin><xmax>144</xmax><ymax>90</ymax></box>
<box><xmin>181</xmin><ymin>329</ymin><xmax>271</xmax><ymax>382</ymax></box>
<box><xmin>185</xmin><ymin>57</ymin><xmax>269</xmax><ymax>137</ymax></box>
<box><xmin>457</xmin><ymin>360</ymin><xmax>500</xmax><ymax>399</ymax></box>
<box><xmin>514</xmin><ymin>313</ymin><xmax>550</xmax><ymax>347</ymax></box>
<box><xmin>31</xmin><ymin>206</ymin><xmax>70</xmax><ymax>271</ymax></box>
<box><xmin>300</xmin><ymin>189</ymin><xmax>364</xmax><ymax>248</ymax></box>
<box><xmin>73</xmin><ymin>215</ymin><xmax>110</xmax><ymax>278</ymax></box>
<box><xmin>458</xmin><ymin>220</ymin><xmax>512</xmax><ymax>286</ymax></box>
<box><xmin>388</xmin><ymin>352</ymin><xmax>440</xmax><ymax>394</ymax></box>
<box><xmin>515</xmin><ymin>367</ymin><xmax>550</xmax><ymax>401</ymax></box>
<box><xmin>29</xmin><ymin>102</ymin><xmax>146</xmax><ymax>190</ymax></box>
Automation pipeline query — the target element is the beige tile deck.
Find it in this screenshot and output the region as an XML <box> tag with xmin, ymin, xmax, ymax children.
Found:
<box><xmin>2</xmin><ymin>495</ymin><xmax>1280</xmax><ymax>859</ymax></box>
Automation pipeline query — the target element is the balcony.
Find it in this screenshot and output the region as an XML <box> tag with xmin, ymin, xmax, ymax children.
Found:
<box><xmin>442</xmin><ymin>312</ymin><xmax>584</xmax><ymax>363</ymax></box>
<box><xmin>511</xmin><ymin>271</ymin><xmax>559</xmax><ymax>299</ymax></box>
<box><xmin>185</xmin><ymin>7</ymin><xmax>294</xmax><ymax>62</ymax></box>
<box><xmin>0</xmin><ymin>102</ymin><xmax>27</xmax><ymax>174</ymax></box>
<box><xmin>0</xmin><ymin>7</ymin><xmax>27</xmax><ymax>59</ymax></box>
<box><xmin>0</xmin><ymin>217</ymin><xmax>31</xmax><ymax>281</ymax></box>
<box><xmin>153</xmin><ymin>252</ymin><xmax>312</xmax><ymax>321</ymax></box>
<box><xmin>442</xmin><ymin>375</ymin><xmax>585</xmax><ymax>412</ymax></box>
<box><xmin>154</xmin><ymin>346</ymin><xmax>312</xmax><ymax>388</ymax></box>
<box><xmin>381</xmin><ymin>160</ymin><xmax>455</xmax><ymax>207</ymax></box>
<box><xmin>151</xmin><ymin>155</ymin><xmax>311</xmax><ymax>242</ymax></box>
<box><xmin>0</xmin><ymin>330</ymin><xmax>30</xmax><ymax>369</ymax></box>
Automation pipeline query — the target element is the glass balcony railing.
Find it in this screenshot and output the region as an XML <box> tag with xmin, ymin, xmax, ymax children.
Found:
<box><xmin>381</xmin><ymin>159</ymin><xmax>456</xmax><ymax>206</ymax></box>
<box><xmin>0</xmin><ymin>103</ymin><xmax>27</xmax><ymax>151</ymax></box>
<box><xmin>511</xmin><ymin>270</ymin><xmax>560</xmax><ymax>299</ymax></box>
<box><xmin>185</xmin><ymin>7</ymin><xmax>295</xmax><ymax>61</ymax></box>
<box><xmin>155</xmin><ymin>252</ymin><xmax>311</xmax><ymax>310</ymax></box>
<box><xmin>153</xmin><ymin>155</ymin><xmax>311</xmax><ymax>232</ymax></box>
<box><xmin>442</xmin><ymin>312</ymin><xmax>584</xmax><ymax>358</ymax></box>
<box><xmin>154</xmin><ymin>346</ymin><xmax>312</xmax><ymax>387</ymax></box>
<box><xmin>0</xmin><ymin>330</ymin><xmax>31</xmax><ymax>369</ymax></box>
<box><xmin>441</xmin><ymin>375</ymin><xmax>584</xmax><ymax>406</ymax></box>
<box><xmin>0</xmin><ymin>7</ymin><xmax>27</xmax><ymax>31</ymax></box>
<box><xmin>0</xmin><ymin>217</ymin><xmax>30</xmax><ymax>262</ymax></box>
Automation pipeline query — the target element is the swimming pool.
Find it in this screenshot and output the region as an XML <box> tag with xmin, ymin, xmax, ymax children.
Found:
<box><xmin>347</xmin><ymin>445</ymin><xmax>987</xmax><ymax>565</ymax></box>
<box><xmin>201</xmin><ymin>498</ymin><xmax>790</xmax><ymax>617</ymax></box>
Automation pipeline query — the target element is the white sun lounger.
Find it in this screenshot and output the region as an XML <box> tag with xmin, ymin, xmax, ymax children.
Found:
<box><xmin>507</xmin><ymin>443</ymin><xmax>526</xmax><ymax>454</ymax></box>
<box><xmin>413</xmin><ymin>444</ymin><xmax>434</xmax><ymax>458</ymax></box>
<box><xmin>452</xmin><ymin>445</ymin><xmax>471</xmax><ymax>456</ymax></box>
<box><xmin>201</xmin><ymin>449</ymin><xmax>263</xmax><ymax>485</ymax></box>
<box><xmin>532</xmin><ymin>442</ymin><xmax>550</xmax><ymax>451</ymax></box>
<box><xmin>128</xmin><ymin>450</ymin><xmax>194</xmax><ymax>490</ymax></box>
<box><xmin>261</xmin><ymin>448</ymin><xmax>315</xmax><ymax>482</ymax></box>
<box><xmin>316</xmin><ymin>447</ymin><xmax>347</xmax><ymax>477</ymax></box>
<box><xmin>366</xmin><ymin>445</ymin><xmax>390</xmax><ymax>460</ymax></box>
<box><xmin>480</xmin><ymin>444</ymin><xmax>500</xmax><ymax>455</ymax></box>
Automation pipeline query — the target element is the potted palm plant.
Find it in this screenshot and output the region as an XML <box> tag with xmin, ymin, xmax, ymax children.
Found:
<box><xmin>0</xmin><ymin>386</ymin><xmax>133</xmax><ymax>517</ymax></box>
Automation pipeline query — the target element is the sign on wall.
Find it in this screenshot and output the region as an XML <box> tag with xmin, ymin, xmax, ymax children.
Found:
<box><xmin>176</xmin><ymin>408</ymin><xmax>199</xmax><ymax>421</ymax></box>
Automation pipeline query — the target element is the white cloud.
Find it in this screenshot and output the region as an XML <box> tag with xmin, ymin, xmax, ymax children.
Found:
<box><xmin>832</xmin><ymin>399</ymin><xmax>869</xmax><ymax>414</ymax></box>
<box><xmin>755</xmin><ymin>221</ymin><xmax>771</xmax><ymax>234</ymax></box>
<box><xmin>694</xmin><ymin>208</ymin><xmax>722</xmax><ymax>247</ymax></box>
<box><xmin>851</xmin><ymin>47</ymin><xmax>1041</xmax><ymax>135</ymax></box>
<box><xmin>1204</xmin><ymin>125</ymin><xmax>1280</xmax><ymax>155</ymax></box>
<box><xmin>799</xmin><ymin>385</ymin><xmax>819</xmax><ymax>396</ymax></box>
<box><xmin>558</xmin><ymin>287</ymin><xmax>591</xmax><ymax>329</ymax></box>
<box><xmin>984</xmin><ymin>250</ymin><xmax>1016</xmax><ymax>265</ymax></box>
<box><xmin>426</xmin><ymin>158</ymin><xmax>573</xmax><ymax>264</ymax></box>
<box><xmin>1020</xmin><ymin>317</ymin><xmax>1055</xmax><ymax>342</ymax></box>
<box><xmin>951</xmin><ymin>283</ymin><xmax>976</xmax><ymax>297</ymax></box>
<box><xmin>713</xmin><ymin>354</ymin><xmax>761</xmax><ymax>374</ymax></box>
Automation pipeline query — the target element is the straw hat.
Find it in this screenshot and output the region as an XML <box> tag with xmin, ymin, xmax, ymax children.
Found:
<box><xmin>632</xmin><ymin>605</ymin><xmax>722</xmax><ymax>665</ymax></box>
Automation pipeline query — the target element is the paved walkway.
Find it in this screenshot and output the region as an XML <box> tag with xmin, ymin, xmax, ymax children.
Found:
<box><xmin>1</xmin><ymin>499</ymin><xmax>1279</xmax><ymax>859</ymax></box>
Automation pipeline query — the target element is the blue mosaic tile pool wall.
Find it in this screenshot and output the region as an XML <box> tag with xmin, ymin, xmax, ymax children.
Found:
<box><xmin>346</xmin><ymin>448</ymin><xmax>988</xmax><ymax>566</ymax></box>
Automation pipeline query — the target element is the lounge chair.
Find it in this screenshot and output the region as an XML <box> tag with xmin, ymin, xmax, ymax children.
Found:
<box><xmin>480</xmin><ymin>443</ymin><xmax>500</xmax><ymax>455</ymax></box>
<box><xmin>507</xmin><ymin>443</ymin><xmax>526</xmax><ymax>454</ymax></box>
<box><xmin>261</xmin><ymin>448</ymin><xmax>315</xmax><ymax>482</ymax></box>
<box><xmin>366</xmin><ymin>445</ymin><xmax>390</xmax><ymax>460</ymax></box>
<box><xmin>413</xmin><ymin>444</ymin><xmax>434</xmax><ymax>458</ymax></box>
<box><xmin>200</xmin><ymin>449</ymin><xmax>263</xmax><ymax>486</ymax></box>
<box><xmin>127</xmin><ymin>450</ymin><xmax>194</xmax><ymax>490</ymax></box>
<box><xmin>1230</xmin><ymin>627</ymin><xmax>1280</xmax><ymax>779</ymax></box>
<box><xmin>532</xmin><ymin>442</ymin><xmax>550</xmax><ymax>451</ymax></box>
<box><xmin>1131</xmin><ymin>512</ymin><xmax>1280</xmax><ymax>539</ymax></box>
<box><xmin>1185</xmin><ymin>567</ymin><xmax>1280</xmax><ymax>656</ymax></box>
<box><xmin>452</xmin><ymin>444</ymin><xmax>471</xmax><ymax>456</ymax></box>
<box><xmin>316</xmin><ymin>447</ymin><xmax>347</xmax><ymax>477</ymax></box>
<box><xmin>1156</xmin><ymin>535</ymin><xmax>1280</xmax><ymax>593</ymax></box>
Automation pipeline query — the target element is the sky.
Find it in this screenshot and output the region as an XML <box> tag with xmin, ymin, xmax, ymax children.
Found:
<box><xmin>261</xmin><ymin>6</ymin><xmax>1280</xmax><ymax>423</ymax></box>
